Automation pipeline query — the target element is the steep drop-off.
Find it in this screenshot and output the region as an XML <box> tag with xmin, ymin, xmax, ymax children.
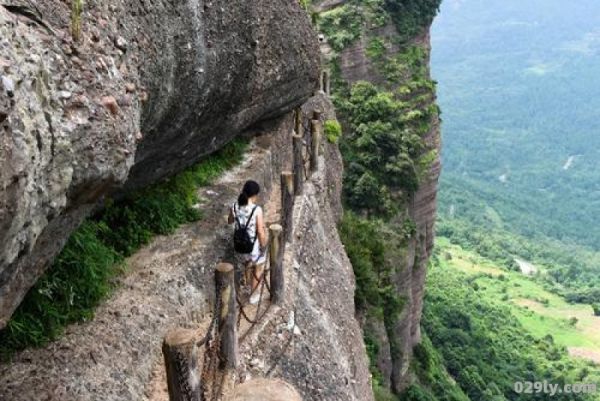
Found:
<box><xmin>315</xmin><ymin>0</ymin><xmax>441</xmax><ymax>395</ymax></box>
<box><xmin>0</xmin><ymin>0</ymin><xmax>319</xmax><ymax>327</ymax></box>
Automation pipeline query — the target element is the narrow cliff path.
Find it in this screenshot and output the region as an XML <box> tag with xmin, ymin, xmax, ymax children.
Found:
<box><xmin>0</xmin><ymin>131</ymin><xmax>284</xmax><ymax>401</ymax></box>
<box><xmin>0</xmin><ymin>93</ymin><xmax>374</xmax><ymax>401</ymax></box>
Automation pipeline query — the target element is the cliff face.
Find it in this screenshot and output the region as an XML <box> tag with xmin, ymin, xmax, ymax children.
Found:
<box><xmin>0</xmin><ymin>0</ymin><xmax>319</xmax><ymax>327</ymax></box>
<box><xmin>316</xmin><ymin>0</ymin><xmax>441</xmax><ymax>394</ymax></box>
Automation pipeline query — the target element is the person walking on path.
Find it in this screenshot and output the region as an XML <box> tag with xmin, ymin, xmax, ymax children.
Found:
<box><xmin>228</xmin><ymin>180</ymin><xmax>268</xmax><ymax>305</ymax></box>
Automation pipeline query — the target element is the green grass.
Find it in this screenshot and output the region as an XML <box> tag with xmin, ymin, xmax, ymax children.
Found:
<box><xmin>437</xmin><ymin>237</ymin><xmax>600</xmax><ymax>363</ymax></box>
<box><xmin>0</xmin><ymin>139</ymin><xmax>248</xmax><ymax>360</ymax></box>
<box><xmin>425</xmin><ymin>245</ymin><xmax>600</xmax><ymax>400</ymax></box>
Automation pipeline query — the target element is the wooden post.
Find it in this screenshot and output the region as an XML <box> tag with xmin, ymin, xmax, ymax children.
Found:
<box><xmin>310</xmin><ymin>119</ymin><xmax>321</xmax><ymax>173</ymax></box>
<box><xmin>215</xmin><ymin>263</ymin><xmax>237</xmax><ymax>370</ymax></box>
<box><xmin>295</xmin><ymin>107</ymin><xmax>303</xmax><ymax>136</ymax></box>
<box><xmin>313</xmin><ymin>109</ymin><xmax>322</xmax><ymax>121</ymax></box>
<box><xmin>319</xmin><ymin>71</ymin><xmax>325</xmax><ymax>93</ymax></box>
<box><xmin>269</xmin><ymin>224</ymin><xmax>284</xmax><ymax>304</ymax></box>
<box><xmin>293</xmin><ymin>132</ymin><xmax>304</xmax><ymax>196</ymax></box>
<box><xmin>162</xmin><ymin>329</ymin><xmax>202</xmax><ymax>401</ymax></box>
<box><xmin>324</xmin><ymin>71</ymin><xmax>331</xmax><ymax>95</ymax></box>
<box><xmin>281</xmin><ymin>172</ymin><xmax>294</xmax><ymax>242</ymax></box>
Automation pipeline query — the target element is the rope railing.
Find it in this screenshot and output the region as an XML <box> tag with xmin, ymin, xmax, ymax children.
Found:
<box><xmin>296</xmin><ymin>107</ymin><xmax>323</xmax><ymax>186</ymax></box>
<box><xmin>161</xmin><ymin>106</ymin><xmax>324</xmax><ymax>401</ymax></box>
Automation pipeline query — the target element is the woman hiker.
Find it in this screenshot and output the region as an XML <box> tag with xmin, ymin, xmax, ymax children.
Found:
<box><xmin>228</xmin><ymin>180</ymin><xmax>268</xmax><ymax>305</ymax></box>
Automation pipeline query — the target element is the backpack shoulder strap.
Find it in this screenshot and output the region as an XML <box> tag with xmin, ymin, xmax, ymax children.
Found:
<box><xmin>233</xmin><ymin>203</ymin><xmax>243</xmax><ymax>228</ymax></box>
<box><xmin>243</xmin><ymin>206</ymin><xmax>258</xmax><ymax>230</ymax></box>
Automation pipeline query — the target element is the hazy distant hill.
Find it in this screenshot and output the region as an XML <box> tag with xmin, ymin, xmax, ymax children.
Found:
<box><xmin>432</xmin><ymin>0</ymin><xmax>600</xmax><ymax>250</ymax></box>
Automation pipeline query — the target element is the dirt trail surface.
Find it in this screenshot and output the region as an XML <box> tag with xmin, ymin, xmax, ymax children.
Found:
<box><xmin>569</xmin><ymin>347</ymin><xmax>600</xmax><ymax>364</ymax></box>
<box><xmin>0</xmin><ymin>94</ymin><xmax>374</xmax><ymax>401</ymax></box>
<box><xmin>227</xmin><ymin>378</ymin><xmax>302</xmax><ymax>401</ymax></box>
<box><xmin>0</xmin><ymin>127</ymin><xmax>282</xmax><ymax>401</ymax></box>
<box><xmin>515</xmin><ymin>258</ymin><xmax>537</xmax><ymax>275</ymax></box>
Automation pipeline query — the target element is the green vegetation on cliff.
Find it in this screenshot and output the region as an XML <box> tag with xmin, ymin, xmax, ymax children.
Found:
<box><xmin>340</xmin><ymin>212</ymin><xmax>406</xmax><ymax>392</ymax></box>
<box><xmin>401</xmin><ymin>334</ymin><xmax>469</xmax><ymax>401</ymax></box>
<box><xmin>331</xmin><ymin>21</ymin><xmax>438</xmax><ymax>217</ymax></box>
<box><xmin>0</xmin><ymin>140</ymin><xmax>247</xmax><ymax>359</ymax></box>
<box><xmin>318</xmin><ymin>3</ymin><xmax>365</xmax><ymax>51</ymax></box>
<box><xmin>335</xmin><ymin>65</ymin><xmax>437</xmax><ymax>398</ymax></box>
<box><xmin>319</xmin><ymin>0</ymin><xmax>441</xmax><ymax>399</ymax></box>
<box><xmin>318</xmin><ymin>0</ymin><xmax>441</xmax><ymax>52</ymax></box>
<box><xmin>385</xmin><ymin>0</ymin><xmax>441</xmax><ymax>42</ymax></box>
<box><xmin>337</xmin><ymin>81</ymin><xmax>426</xmax><ymax>215</ymax></box>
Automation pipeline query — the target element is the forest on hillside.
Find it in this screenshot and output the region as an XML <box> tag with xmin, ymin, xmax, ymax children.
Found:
<box><xmin>432</xmin><ymin>0</ymin><xmax>600</xmax><ymax>303</ymax></box>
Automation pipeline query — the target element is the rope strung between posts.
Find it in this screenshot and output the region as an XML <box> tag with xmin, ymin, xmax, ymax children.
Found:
<box><xmin>196</xmin><ymin>289</ymin><xmax>220</xmax><ymax>347</ymax></box>
<box><xmin>300</xmin><ymin>117</ymin><xmax>312</xmax><ymax>177</ymax></box>
<box><xmin>236</xmin><ymin>265</ymin><xmax>270</xmax><ymax>326</ymax></box>
<box><xmin>299</xmin><ymin>109</ymin><xmax>322</xmax><ymax>177</ymax></box>
<box><xmin>235</xmin><ymin>236</ymin><xmax>276</xmax><ymax>343</ymax></box>
<box><xmin>263</xmin><ymin>107</ymin><xmax>320</xmax><ymax>376</ymax></box>
<box><xmin>199</xmin><ymin>272</ymin><xmax>228</xmax><ymax>401</ymax></box>
<box><xmin>201</xmin><ymin>106</ymin><xmax>319</xmax><ymax>397</ymax></box>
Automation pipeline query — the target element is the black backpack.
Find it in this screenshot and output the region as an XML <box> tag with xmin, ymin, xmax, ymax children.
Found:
<box><xmin>233</xmin><ymin>205</ymin><xmax>257</xmax><ymax>254</ymax></box>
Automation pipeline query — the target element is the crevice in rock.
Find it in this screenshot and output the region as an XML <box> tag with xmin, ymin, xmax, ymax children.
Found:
<box><xmin>2</xmin><ymin>3</ymin><xmax>54</xmax><ymax>34</ymax></box>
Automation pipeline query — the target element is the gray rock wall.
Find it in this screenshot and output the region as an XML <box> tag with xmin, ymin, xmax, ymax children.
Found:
<box><xmin>0</xmin><ymin>0</ymin><xmax>319</xmax><ymax>327</ymax></box>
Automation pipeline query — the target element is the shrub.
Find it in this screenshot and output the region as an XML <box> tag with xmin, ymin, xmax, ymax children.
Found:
<box><xmin>338</xmin><ymin>81</ymin><xmax>428</xmax><ymax>217</ymax></box>
<box><xmin>375</xmin><ymin>384</ymin><xmax>400</xmax><ymax>401</ymax></box>
<box><xmin>299</xmin><ymin>0</ymin><xmax>311</xmax><ymax>10</ymax></box>
<box><xmin>0</xmin><ymin>222</ymin><xmax>122</xmax><ymax>354</ymax></box>
<box><xmin>367</xmin><ymin>37</ymin><xmax>387</xmax><ymax>60</ymax></box>
<box><xmin>384</xmin><ymin>0</ymin><xmax>442</xmax><ymax>43</ymax></box>
<box><xmin>318</xmin><ymin>4</ymin><xmax>364</xmax><ymax>51</ymax></box>
<box><xmin>324</xmin><ymin>119</ymin><xmax>342</xmax><ymax>143</ymax></box>
<box><xmin>399</xmin><ymin>385</ymin><xmax>436</xmax><ymax>401</ymax></box>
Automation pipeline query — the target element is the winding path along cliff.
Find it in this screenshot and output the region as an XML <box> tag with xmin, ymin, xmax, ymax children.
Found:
<box><xmin>0</xmin><ymin>94</ymin><xmax>374</xmax><ymax>401</ymax></box>
<box><xmin>0</xmin><ymin>0</ymin><xmax>319</xmax><ymax>327</ymax></box>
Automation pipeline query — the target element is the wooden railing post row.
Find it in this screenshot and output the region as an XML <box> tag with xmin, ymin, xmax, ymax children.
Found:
<box><xmin>292</xmin><ymin>135</ymin><xmax>304</xmax><ymax>194</ymax></box>
<box><xmin>295</xmin><ymin>107</ymin><xmax>303</xmax><ymax>136</ymax></box>
<box><xmin>310</xmin><ymin>110</ymin><xmax>322</xmax><ymax>173</ymax></box>
<box><xmin>293</xmin><ymin>108</ymin><xmax>304</xmax><ymax>195</ymax></box>
<box><xmin>319</xmin><ymin>70</ymin><xmax>325</xmax><ymax>93</ymax></box>
<box><xmin>268</xmin><ymin>224</ymin><xmax>284</xmax><ymax>304</ymax></box>
<box><xmin>215</xmin><ymin>262</ymin><xmax>238</xmax><ymax>370</ymax></box>
<box><xmin>162</xmin><ymin>329</ymin><xmax>203</xmax><ymax>401</ymax></box>
<box><xmin>280</xmin><ymin>171</ymin><xmax>294</xmax><ymax>243</ymax></box>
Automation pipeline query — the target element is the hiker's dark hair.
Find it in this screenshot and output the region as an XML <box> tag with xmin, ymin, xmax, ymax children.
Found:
<box><xmin>238</xmin><ymin>180</ymin><xmax>260</xmax><ymax>206</ymax></box>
